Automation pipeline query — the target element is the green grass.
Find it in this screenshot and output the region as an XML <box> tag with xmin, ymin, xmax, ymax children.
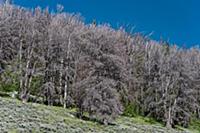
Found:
<box><xmin>187</xmin><ymin>119</ymin><xmax>200</xmax><ymax>133</ymax></box>
<box><xmin>0</xmin><ymin>96</ymin><xmax>196</xmax><ymax>133</ymax></box>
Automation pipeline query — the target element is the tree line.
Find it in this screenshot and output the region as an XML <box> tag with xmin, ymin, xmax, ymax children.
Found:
<box><xmin>0</xmin><ymin>3</ymin><xmax>200</xmax><ymax>127</ymax></box>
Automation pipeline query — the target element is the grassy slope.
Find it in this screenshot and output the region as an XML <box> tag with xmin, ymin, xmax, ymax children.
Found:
<box><xmin>0</xmin><ymin>97</ymin><xmax>196</xmax><ymax>133</ymax></box>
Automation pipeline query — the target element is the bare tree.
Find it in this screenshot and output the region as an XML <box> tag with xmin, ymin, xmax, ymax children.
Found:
<box><xmin>1</xmin><ymin>3</ymin><xmax>200</xmax><ymax>127</ymax></box>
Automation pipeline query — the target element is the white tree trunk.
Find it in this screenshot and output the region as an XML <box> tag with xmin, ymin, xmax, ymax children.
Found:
<box><xmin>64</xmin><ymin>77</ymin><xmax>68</xmax><ymax>109</ymax></box>
<box><xmin>63</xmin><ymin>36</ymin><xmax>71</xmax><ymax>108</ymax></box>
<box><xmin>59</xmin><ymin>58</ymin><xmax>64</xmax><ymax>105</ymax></box>
<box><xmin>19</xmin><ymin>40</ymin><xmax>23</xmax><ymax>93</ymax></box>
<box><xmin>23</xmin><ymin>48</ymin><xmax>33</xmax><ymax>95</ymax></box>
<box><xmin>166</xmin><ymin>107</ymin><xmax>172</xmax><ymax>128</ymax></box>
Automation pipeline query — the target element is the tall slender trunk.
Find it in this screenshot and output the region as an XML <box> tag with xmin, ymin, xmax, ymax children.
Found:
<box><xmin>140</xmin><ymin>86</ymin><xmax>144</xmax><ymax>115</ymax></box>
<box><xmin>28</xmin><ymin>61</ymin><xmax>37</xmax><ymax>90</ymax></box>
<box><xmin>164</xmin><ymin>77</ymin><xmax>171</xmax><ymax>128</ymax></box>
<box><xmin>59</xmin><ymin>58</ymin><xmax>64</xmax><ymax>105</ymax></box>
<box><xmin>166</xmin><ymin>98</ymin><xmax>176</xmax><ymax>128</ymax></box>
<box><xmin>165</xmin><ymin>75</ymin><xmax>175</xmax><ymax>129</ymax></box>
<box><xmin>166</xmin><ymin>107</ymin><xmax>172</xmax><ymax>128</ymax></box>
<box><xmin>23</xmin><ymin>47</ymin><xmax>33</xmax><ymax>95</ymax></box>
<box><xmin>155</xmin><ymin>87</ymin><xmax>158</xmax><ymax>116</ymax></box>
<box><xmin>19</xmin><ymin>40</ymin><xmax>23</xmax><ymax>93</ymax></box>
<box><xmin>64</xmin><ymin>73</ymin><xmax>68</xmax><ymax>109</ymax></box>
<box><xmin>63</xmin><ymin>35</ymin><xmax>71</xmax><ymax>108</ymax></box>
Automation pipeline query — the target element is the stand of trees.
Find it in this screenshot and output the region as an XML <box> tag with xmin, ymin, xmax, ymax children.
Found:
<box><xmin>0</xmin><ymin>3</ymin><xmax>200</xmax><ymax>127</ymax></box>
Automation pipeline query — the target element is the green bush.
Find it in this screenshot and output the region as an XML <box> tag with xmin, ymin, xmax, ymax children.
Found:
<box><xmin>123</xmin><ymin>103</ymin><xmax>139</xmax><ymax>117</ymax></box>
<box><xmin>29</xmin><ymin>76</ymin><xmax>43</xmax><ymax>95</ymax></box>
<box><xmin>0</xmin><ymin>67</ymin><xmax>19</xmax><ymax>92</ymax></box>
<box><xmin>0</xmin><ymin>83</ymin><xmax>18</xmax><ymax>92</ymax></box>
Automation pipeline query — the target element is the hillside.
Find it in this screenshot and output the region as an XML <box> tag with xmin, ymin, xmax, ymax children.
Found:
<box><xmin>1</xmin><ymin>3</ymin><xmax>200</xmax><ymax>132</ymax></box>
<box><xmin>0</xmin><ymin>97</ymin><xmax>192</xmax><ymax>133</ymax></box>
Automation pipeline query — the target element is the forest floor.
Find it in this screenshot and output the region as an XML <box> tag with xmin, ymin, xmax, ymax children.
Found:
<box><xmin>0</xmin><ymin>97</ymin><xmax>198</xmax><ymax>133</ymax></box>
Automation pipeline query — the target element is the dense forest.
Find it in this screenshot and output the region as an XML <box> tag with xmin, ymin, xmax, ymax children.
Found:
<box><xmin>0</xmin><ymin>3</ymin><xmax>200</xmax><ymax>128</ymax></box>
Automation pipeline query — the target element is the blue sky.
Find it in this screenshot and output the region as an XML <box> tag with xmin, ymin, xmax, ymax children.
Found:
<box><xmin>10</xmin><ymin>0</ymin><xmax>200</xmax><ymax>47</ymax></box>
<box><xmin>0</xmin><ymin>0</ymin><xmax>3</xmax><ymax>4</ymax></box>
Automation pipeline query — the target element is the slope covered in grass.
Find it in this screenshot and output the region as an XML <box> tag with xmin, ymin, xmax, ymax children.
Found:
<box><xmin>0</xmin><ymin>97</ymin><xmax>193</xmax><ymax>133</ymax></box>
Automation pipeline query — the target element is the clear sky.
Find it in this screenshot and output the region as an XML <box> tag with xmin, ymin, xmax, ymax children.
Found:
<box><xmin>0</xmin><ymin>0</ymin><xmax>3</xmax><ymax>4</ymax></box>
<box><xmin>11</xmin><ymin>0</ymin><xmax>200</xmax><ymax>47</ymax></box>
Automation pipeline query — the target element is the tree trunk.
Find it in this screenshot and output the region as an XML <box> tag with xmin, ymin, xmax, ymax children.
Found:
<box><xmin>28</xmin><ymin>62</ymin><xmax>36</xmax><ymax>90</ymax></box>
<box><xmin>166</xmin><ymin>107</ymin><xmax>172</xmax><ymax>128</ymax></box>
<box><xmin>197</xmin><ymin>108</ymin><xmax>200</xmax><ymax>119</ymax></box>
<box><xmin>164</xmin><ymin>77</ymin><xmax>171</xmax><ymax>128</ymax></box>
<box><xmin>22</xmin><ymin>46</ymin><xmax>34</xmax><ymax>98</ymax></box>
<box><xmin>64</xmin><ymin>72</ymin><xmax>68</xmax><ymax>109</ymax></box>
<box><xmin>59</xmin><ymin>59</ymin><xmax>64</xmax><ymax>105</ymax></box>
<box><xmin>19</xmin><ymin>40</ymin><xmax>23</xmax><ymax>93</ymax></box>
<box><xmin>63</xmin><ymin>35</ymin><xmax>71</xmax><ymax>108</ymax></box>
<box><xmin>140</xmin><ymin>86</ymin><xmax>144</xmax><ymax>115</ymax></box>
